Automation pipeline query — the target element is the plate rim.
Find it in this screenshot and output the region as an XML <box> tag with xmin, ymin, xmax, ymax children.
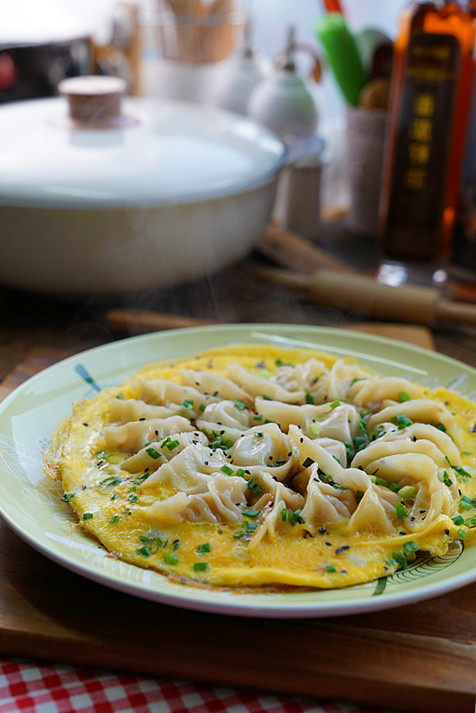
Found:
<box><xmin>0</xmin><ymin>322</ymin><xmax>474</xmax><ymax>618</ymax></box>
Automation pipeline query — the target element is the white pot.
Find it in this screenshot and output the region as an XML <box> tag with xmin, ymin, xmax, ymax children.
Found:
<box><xmin>0</xmin><ymin>79</ymin><xmax>284</xmax><ymax>295</ymax></box>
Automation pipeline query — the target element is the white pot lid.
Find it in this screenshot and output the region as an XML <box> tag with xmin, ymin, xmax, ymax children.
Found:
<box><xmin>1</xmin><ymin>0</ymin><xmax>103</xmax><ymax>46</ymax></box>
<box><xmin>0</xmin><ymin>92</ymin><xmax>284</xmax><ymax>209</ymax></box>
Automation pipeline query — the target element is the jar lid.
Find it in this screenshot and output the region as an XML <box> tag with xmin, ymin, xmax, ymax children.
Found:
<box><xmin>0</xmin><ymin>90</ymin><xmax>284</xmax><ymax>208</ymax></box>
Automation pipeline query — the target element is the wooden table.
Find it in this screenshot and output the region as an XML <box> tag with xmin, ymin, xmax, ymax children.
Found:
<box><xmin>0</xmin><ymin>234</ymin><xmax>474</xmax><ymax>713</ymax></box>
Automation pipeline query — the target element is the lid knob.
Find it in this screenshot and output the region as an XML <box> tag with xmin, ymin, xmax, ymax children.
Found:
<box><xmin>58</xmin><ymin>75</ymin><xmax>136</xmax><ymax>129</ymax></box>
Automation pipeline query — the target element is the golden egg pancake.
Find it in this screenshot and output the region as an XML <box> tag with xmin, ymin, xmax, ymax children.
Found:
<box><xmin>45</xmin><ymin>344</ymin><xmax>476</xmax><ymax>590</ymax></box>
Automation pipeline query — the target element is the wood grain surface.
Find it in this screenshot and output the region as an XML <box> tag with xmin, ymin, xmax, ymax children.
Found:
<box><xmin>0</xmin><ymin>324</ymin><xmax>474</xmax><ymax>713</ymax></box>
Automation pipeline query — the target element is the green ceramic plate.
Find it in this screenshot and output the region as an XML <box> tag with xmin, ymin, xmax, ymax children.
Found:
<box><xmin>0</xmin><ymin>324</ymin><xmax>474</xmax><ymax>618</ymax></box>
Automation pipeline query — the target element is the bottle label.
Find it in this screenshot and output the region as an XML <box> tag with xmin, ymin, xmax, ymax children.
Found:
<box><xmin>385</xmin><ymin>31</ymin><xmax>460</xmax><ymax>256</ymax></box>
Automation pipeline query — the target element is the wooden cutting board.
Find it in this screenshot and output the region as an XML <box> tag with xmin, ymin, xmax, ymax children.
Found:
<box><xmin>0</xmin><ymin>325</ymin><xmax>474</xmax><ymax>713</ymax></box>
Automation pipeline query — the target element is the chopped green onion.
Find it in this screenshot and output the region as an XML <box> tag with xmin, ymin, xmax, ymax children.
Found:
<box><xmin>220</xmin><ymin>465</ymin><xmax>234</xmax><ymax>476</ymax></box>
<box><xmin>305</xmin><ymin>390</ymin><xmax>314</xmax><ymax>404</ymax></box>
<box><xmin>199</xmin><ymin>403</ymin><xmax>206</xmax><ymax>412</ymax></box>
<box><xmin>109</xmin><ymin>515</ymin><xmax>120</xmax><ymax>524</ymax></box>
<box><xmin>452</xmin><ymin>515</ymin><xmax>464</xmax><ymax>525</ymax></box>
<box><xmin>373</xmin><ymin>577</ymin><xmax>387</xmax><ymax>595</ymax></box>
<box><xmin>275</xmin><ymin>359</ymin><xmax>294</xmax><ymax>367</ymax></box>
<box><xmin>236</xmin><ymin>468</ymin><xmax>246</xmax><ymax>478</ymax></box>
<box><xmin>145</xmin><ymin>447</ymin><xmax>161</xmax><ymax>460</ymax></box>
<box><xmin>398</xmin><ymin>485</ymin><xmax>416</xmax><ymax>499</ymax></box>
<box><xmin>442</xmin><ymin>471</ymin><xmax>453</xmax><ymax>487</ymax></box>
<box><xmin>261</xmin><ymin>395</ymin><xmax>273</xmax><ymax>401</ymax></box>
<box><xmin>234</xmin><ymin>400</ymin><xmax>248</xmax><ymax>411</ymax></box>
<box><xmin>182</xmin><ymin>399</ymin><xmax>193</xmax><ymax>409</ymax></box>
<box><xmin>325</xmin><ymin>565</ymin><xmax>336</xmax><ymax>573</ymax></box>
<box><xmin>307</xmin><ymin>422</ymin><xmax>321</xmax><ymax>439</ymax></box>
<box><xmin>394</xmin><ymin>414</ymin><xmax>413</xmax><ymax>429</ymax></box>
<box><xmin>247</xmin><ymin>476</ymin><xmax>263</xmax><ymax>494</ymax></box>
<box><xmin>193</xmin><ymin>562</ymin><xmax>208</xmax><ymax>572</ymax></box>
<box><xmin>396</xmin><ymin>502</ymin><xmax>408</xmax><ymax>519</ymax></box>
<box><xmin>61</xmin><ymin>492</ymin><xmax>75</xmax><ymax>502</ymax></box>
<box><xmin>330</xmin><ymin>400</ymin><xmax>340</xmax><ymax>409</ymax></box>
<box><xmin>398</xmin><ymin>392</ymin><xmax>412</xmax><ymax>402</ymax></box>
<box><xmin>243</xmin><ymin>509</ymin><xmax>260</xmax><ymax>518</ymax></box>
<box><xmin>138</xmin><ymin>545</ymin><xmax>151</xmax><ymax>557</ymax></box>
<box><xmin>253</xmin><ymin>414</ymin><xmax>262</xmax><ymax>421</ymax></box>
<box><xmin>163</xmin><ymin>553</ymin><xmax>179</xmax><ymax>566</ymax></box>
<box><xmin>458</xmin><ymin>528</ymin><xmax>466</xmax><ymax>539</ymax></box>
<box><xmin>391</xmin><ymin>551</ymin><xmax>407</xmax><ymax>569</ymax></box>
<box><xmin>197</xmin><ymin>543</ymin><xmax>211</xmax><ymax>554</ymax></box>
<box><xmin>83</xmin><ymin>513</ymin><xmax>93</xmax><ymax>520</ymax></box>
<box><xmin>403</xmin><ymin>540</ymin><xmax>418</xmax><ymax>553</ymax></box>
<box><xmin>302</xmin><ymin>457</ymin><xmax>315</xmax><ymax>468</ymax></box>
<box><xmin>460</xmin><ymin>495</ymin><xmax>476</xmax><ymax>510</ymax></box>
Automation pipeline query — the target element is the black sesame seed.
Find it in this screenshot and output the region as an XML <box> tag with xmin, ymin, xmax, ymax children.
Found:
<box><xmin>341</xmin><ymin>545</ymin><xmax>350</xmax><ymax>550</ymax></box>
<box><xmin>325</xmin><ymin>541</ymin><xmax>332</xmax><ymax>546</ymax></box>
<box><xmin>335</xmin><ymin>548</ymin><xmax>342</xmax><ymax>555</ymax></box>
<box><xmin>139</xmin><ymin>417</ymin><xmax>146</xmax><ymax>421</ymax></box>
<box><xmin>83</xmin><ymin>422</ymin><xmax>88</xmax><ymax>427</ymax></box>
<box><xmin>318</xmin><ymin>527</ymin><xmax>327</xmax><ymax>534</ymax></box>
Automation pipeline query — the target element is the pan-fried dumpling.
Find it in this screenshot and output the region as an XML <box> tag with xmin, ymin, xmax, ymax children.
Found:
<box><xmin>310</xmin><ymin>359</ymin><xmax>373</xmax><ymax>403</ymax></box>
<box><xmin>195</xmin><ymin>399</ymin><xmax>254</xmax><ymax>444</ymax></box>
<box><xmin>226</xmin><ymin>363</ymin><xmax>305</xmax><ymax>403</ymax></box>
<box><xmin>254</xmin><ymin>398</ymin><xmax>329</xmax><ymax>430</ymax></box>
<box><xmin>142</xmin><ymin>475</ymin><xmax>248</xmax><ymax>525</ymax></box>
<box><xmin>103</xmin><ymin>415</ymin><xmax>194</xmax><ymax>453</ymax></box>
<box><xmin>368</xmin><ymin>399</ymin><xmax>460</xmax><ymax>445</ymax></box>
<box><xmin>108</xmin><ymin>398</ymin><xmax>181</xmax><ymax>423</ymax></box>
<box><xmin>348</xmin><ymin>377</ymin><xmax>421</xmax><ymax>407</ymax></box>
<box><xmin>230</xmin><ymin>423</ymin><xmax>298</xmax><ymax>480</ymax></box>
<box><xmin>122</xmin><ymin>431</ymin><xmax>209</xmax><ymax>473</ymax></box>
<box><xmin>180</xmin><ymin>369</ymin><xmax>251</xmax><ymax>402</ymax></box>
<box><xmin>272</xmin><ymin>358</ymin><xmax>326</xmax><ymax>392</ymax></box>
<box><xmin>131</xmin><ymin>378</ymin><xmax>219</xmax><ymax>411</ymax></box>
<box><xmin>139</xmin><ymin>444</ymin><xmax>228</xmax><ymax>491</ymax></box>
<box><xmin>376</xmin><ymin>422</ymin><xmax>461</xmax><ymax>465</ymax></box>
<box><xmin>51</xmin><ymin>342</ymin><xmax>473</xmax><ymax>592</ymax></box>
<box><xmin>254</xmin><ymin>398</ymin><xmax>360</xmax><ymax>443</ymax></box>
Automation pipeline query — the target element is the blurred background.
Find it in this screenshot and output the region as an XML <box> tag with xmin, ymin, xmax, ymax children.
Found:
<box><xmin>0</xmin><ymin>0</ymin><xmax>475</xmax><ymax>358</ymax></box>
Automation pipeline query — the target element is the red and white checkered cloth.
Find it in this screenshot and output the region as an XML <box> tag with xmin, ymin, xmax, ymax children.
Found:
<box><xmin>0</xmin><ymin>659</ymin><xmax>399</xmax><ymax>713</ymax></box>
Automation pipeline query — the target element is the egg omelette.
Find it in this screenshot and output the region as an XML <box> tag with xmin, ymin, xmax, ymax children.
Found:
<box><xmin>45</xmin><ymin>344</ymin><xmax>476</xmax><ymax>590</ymax></box>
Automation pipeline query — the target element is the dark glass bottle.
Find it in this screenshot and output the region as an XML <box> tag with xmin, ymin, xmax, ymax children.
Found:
<box><xmin>379</xmin><ymin>1</ymin><xmax>475</xmax><ymax>261</ymax></box>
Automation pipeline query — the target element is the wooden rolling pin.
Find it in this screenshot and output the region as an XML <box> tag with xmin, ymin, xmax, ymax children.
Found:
<box><xmin>106</xmin><ymin>309</ymin><xmax>214</xmax><ymax>335</ymax></box>
<box><xmin>256</xmin><ymin>267</ymin><xmax>476</xmax><ymax>326</ymax></box>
